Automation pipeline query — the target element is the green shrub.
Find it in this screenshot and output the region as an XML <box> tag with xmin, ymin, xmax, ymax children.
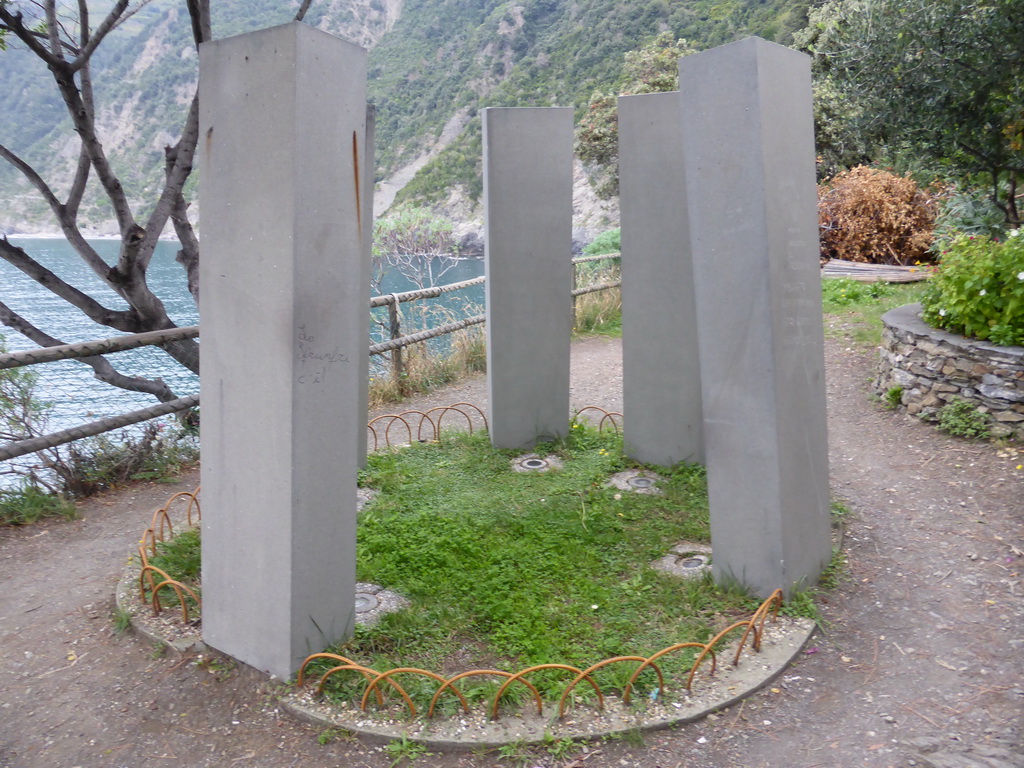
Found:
<box><xmin>583</xmin><ymin>228</ymin><xmax>620</xmax><ymax>256</ymax></box>
<box><xmin>921</xmin><ymin>230</ymin><xmax>1024</xmax><ymax>346</ymax></box>
<box><xmin>935</xmin><ymin>399</ymin><xmax>991</xmax><ymax>439</ymax></box>
<box><xmin>932</xmin><ymin>188</ymin><xmax>1007</xmax><ymax>248</ymax></box>
<box><xmin>53</xmin><ymin>423</ymin><xmax>200</xmax><ymax>498</ymax></box>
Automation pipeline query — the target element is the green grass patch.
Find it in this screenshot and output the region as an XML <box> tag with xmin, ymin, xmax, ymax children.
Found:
<box><xmin>0</xmin><ymin>483</ymin><xmax>76</xmax><ymax>526</ymax></box>
<box><xmin>311</xmin><ymin>426</ymin><xmax>761</xmax><ymax>711</ymax></box>
<box><xmin>821</xmin><ymin>278</ymin><xmax>928</xmax><ymax>346</ymax></box>
<box><xmin>146</xmin><ymin>527</ymin><xmax>201</xmax><ymax>611</ymax></box>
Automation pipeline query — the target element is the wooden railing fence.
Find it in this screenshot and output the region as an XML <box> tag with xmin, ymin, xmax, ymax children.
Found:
<box><xmin>0</xmin><ymin>255</ymin><xmax>620</xmax><ymax>461</ymax></box>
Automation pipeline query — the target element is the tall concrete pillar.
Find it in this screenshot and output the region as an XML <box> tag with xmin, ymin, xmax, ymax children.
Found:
<box><xmin>358</xmin><ymin>105</ymin><xmax>375</xmax><ymax>468</ymax></box>
<box><xmin>198</xmin><ymin>22</ymin><xmax>367</xmax><ymax>678</ymax></box>
<box><xmin>679</xmin><ymin>37</ymin><xmax>831</xmax><ymax>598</ymax></box>
<box><xmin>618</xmin><ymin>92</ymin><xmax>703</xmax><ymax>467</ymax></box>
<box><xmin>483</xmin><ymin>107</ymin><xmax>574</xmax><ymax>449</ymax></box>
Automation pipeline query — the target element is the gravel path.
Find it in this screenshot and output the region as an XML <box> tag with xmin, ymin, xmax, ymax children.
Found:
<box><xmin>0</xmin><ymin>333</ymin><xmax>1021</xmax><ymax>768</ymax></box>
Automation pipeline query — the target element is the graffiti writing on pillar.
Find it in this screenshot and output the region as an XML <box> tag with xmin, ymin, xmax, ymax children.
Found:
<box><xmin>296</xmin><ymin>324</ymin><xmax>348</xmax><ymax>385</ymax></box>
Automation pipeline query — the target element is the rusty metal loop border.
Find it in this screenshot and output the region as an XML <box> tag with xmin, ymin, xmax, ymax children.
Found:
<box><xmin>131</xmin><ymin>426</ymin><xmax>788</xmax><ymax>723</ymax></box>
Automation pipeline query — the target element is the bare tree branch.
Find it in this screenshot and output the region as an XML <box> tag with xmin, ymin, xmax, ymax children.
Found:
<box><xmin>173</xmin><ymin>222</ymin><xmax>200</xmax><ymax>306</ymax></box>
<box><xmin>0</xmin><ymin>5</ymin><xmax>63</xmax><ymax>62</ymax></box>
<box><xmin>0</xmin><ymin>239</ymin><xmax>139</xmax><ymax>331</ymax></box>
<box><xmin>164</xmin><ymin>147</ymin><xmax>201</xmax><ymax>306</ymax></box>
<box><xmin>295</xmin><ymin>0</ymin><xmax>314</xmax><ymax>22</ymax></box>
<box><xmin>67</xmin><ymin>0</ymin><xmax>132</xmax><ymax>73</ymax></box>
<box><xmin>0</xmin><ymin>143</ymin><xmax>114</xmax><ymax>280</ymax></box>
<box><xmin>65</xmin><ymin>145</ymin><xmax>92</xmax><ymax>221</ymax></box>
<box><xmin>141</xmin><ymin>95</ymin><xmax>201</xmax><ymax>268</ymax></box>
<box><xmin>0</xmin><ymin>142</ymin><xmax>62</xmax><ymax>212</ymax></box>
<box><xmin>44</xmin><ymin>0</ymin><xmax>63</xmax><ymax>58</ymax></box>
<box><xmin>0</xmin><ymin>300</ymin><xmax>178</xmax><ymax>402</ymax></box>
<box><xmin>63</xmin><ymin>2</ymin><xmax>94</xmax><ymax>220</ymax></box>
<box><xmin>44</xmin><ymin>67</ymin><xmax>139</xmax><ymax>242</ymax></box>
<box><xmin>185</xmin><ymin>0</ymin><xmax>211</xmax><ymax>45</ymax></box>
<box><xmin>1</xmin><ymin>0</ymin><xmax>205</xmax><ymax>394</ymax></box>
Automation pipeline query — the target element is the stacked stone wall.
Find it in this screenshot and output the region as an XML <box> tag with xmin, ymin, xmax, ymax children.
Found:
<box><xmin>875</xmin><ymin>304</ymin><xmax>1024</xmax><ymax>440</ymax></box>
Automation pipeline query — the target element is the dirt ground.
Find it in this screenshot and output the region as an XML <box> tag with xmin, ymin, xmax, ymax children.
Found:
<box><xmin>1</xmin><ymin>333</ymin><xmax>1021</xmax><ymax>768</ymax></box>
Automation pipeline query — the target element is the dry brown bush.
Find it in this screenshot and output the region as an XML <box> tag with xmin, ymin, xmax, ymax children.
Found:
<box><xmin>818</xmin><ymin>166</ymin><xmax>939</xmax><ymax>265</ymax></box>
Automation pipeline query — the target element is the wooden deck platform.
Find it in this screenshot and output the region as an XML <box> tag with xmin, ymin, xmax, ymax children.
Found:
<box><xmin>821</xmin><ymin>258</ymin><xmax>930</xmax><ymax>283</ymax></box>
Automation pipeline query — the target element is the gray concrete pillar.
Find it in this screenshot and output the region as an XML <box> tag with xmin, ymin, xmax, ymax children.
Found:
<box><xmin>358</xmin><ymin>105</ymin><xmax>375</xmax><ymax>468</ymax></box>
<box><xmin>198</xmin><ymin>22</ymin><xmax>367</xmax><ymax>678</ymax></box>
<box><xmin>483</xmin><ymin>107</ymin><xmax>574</xmax><ymax>449</ymax></box>
<box><xmin>618</xmin><ymin>92</ymin><xmax>703</xmax><ymax>467</ymax></box>
<box><xmin>679</xmin><ymin>37</ymin><xmax>831</xmax><ymax>598</ymax></box>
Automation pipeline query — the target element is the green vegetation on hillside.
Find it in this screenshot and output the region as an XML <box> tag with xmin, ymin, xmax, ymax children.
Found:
<box><xmin>381</xmin><ymin>0</ymin><xmax>815</xmax><ymax>206</ymax></box>
<box><xmin>0</xmin><ymin>0</ymin><xmax>814</xmax><ymax>227</ymax></box>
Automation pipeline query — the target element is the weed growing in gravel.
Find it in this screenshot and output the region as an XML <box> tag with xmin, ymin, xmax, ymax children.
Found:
<box><xmin>884</xmin><ymin>385</ymin><xmax>904</xmax><ymax>409</ymax></box>
<box><xmin>317</xmin><ymin>727</ymin><xmax>354</xmax><ymax>746</ymax></box>
<box><xmin>385</xmin><ymin>735</ymin><xmax>431</xmax><ymax>766</ymax></box>
<box><xmin>112</xmin><ymin>605</ymin><xmax>133</xmax><ymax>634</ymax></box>
<box><xmin>192</xmin><ymin>653</ymin><xmax>235</xmax><ymax>681</ymax></box>
<box><xmin>543</xmin><ymin>732</ymin><xmax>584</xmax><ymax>760</ymax></box>
<box><xmin>496</xmin><ymin>738</ymin><xmax>531</xmax><ymax>766</ymax></box>
<box><xmin>604</xmin><ymin>727</ymin><xmax>645</xmax><ymax>747</ymax></box>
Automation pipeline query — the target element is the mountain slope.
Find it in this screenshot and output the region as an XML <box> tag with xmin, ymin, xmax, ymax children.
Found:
<box><xmin>0</xmin><ymin>0</ymin><xmax>812</xmax><ymax>234</ymax></box>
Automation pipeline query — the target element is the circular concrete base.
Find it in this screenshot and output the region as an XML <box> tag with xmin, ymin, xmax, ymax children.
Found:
<box><xmin>117</xmin><ymin>559</ymin><xmax>815</xmax><ymax>749</ymax></box>
<box><xmin>282</xmin><ymin>616</ymin><xmax>816</xmax><ymax>749</ymax></box>
<box><xmin>651</xmin><ymin>541</ymin><xmax>714</xmax><ymax>580</ymax></box>
<box><xmin>605</xmin><ymin>469</ymin><xmax>664</xmax><ymax>495</ymax></box>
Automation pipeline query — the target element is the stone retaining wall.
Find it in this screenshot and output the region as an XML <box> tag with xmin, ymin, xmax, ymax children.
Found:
<box><xmin>875</xmin><ymin>304</ymin><xmax>1024</xmax><ymax>440</ymax></box>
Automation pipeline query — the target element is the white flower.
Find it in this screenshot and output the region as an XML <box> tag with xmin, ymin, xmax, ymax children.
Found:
<box><xmin>979</xmin><ymin>289</ymin><xmax>987</xmax><ymax>296</ymax></box>
<box><xmin>939</xmin><ymin>309</ymin><xmax>947</xmax><ymax>316</ymax></box>
<box><xmin>1009</xmin><ymin>229</ymin><xmax>1020</xmax><ymax>238</ymax></box>
<box><xmin>1018</xmin><ymin>271</ymin><xmax>1024</xmax><ymax>281</ymax></box>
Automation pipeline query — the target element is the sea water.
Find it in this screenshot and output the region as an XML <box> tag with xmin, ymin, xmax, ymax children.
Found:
<box><xmin>0</xmin><ymin>237</ymin><xmax>483</xmax><ymax>435</ymax></box>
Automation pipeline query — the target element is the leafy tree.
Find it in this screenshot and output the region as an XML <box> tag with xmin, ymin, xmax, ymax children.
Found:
<box><xmin>791</xmin><ymin>14</ymin><xmax>872</xmax><ymax>180</ymax></box>
<box><xmin>575</xmin><ymin>32</ymin><xmax>697</xmax><ymax>199</ymax></box>
<box><xmin>372</xmin><ymin>206</ymin><xmax>460</xmax><ymax>291</ymax></box>
<box><xmin>804</xmin><ymin>0</ymin><xmax>1024</xmax><ymax>227</ymax></box>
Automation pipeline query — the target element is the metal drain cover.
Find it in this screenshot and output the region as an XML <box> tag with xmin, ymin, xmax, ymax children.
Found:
<box><xmin>651</xmin><ymin>541</ymin><xmax>713</xmax><ymax>579</ymax></box>
<box><xmin>513</xmin><ymin>454</ymin><xmax>563</xmax><ymax>473</ymax></box>
<box><xmin>679</xmin><ymin>555</ymin><xmax>708</xmax><ymax>568</ymax></box>
<box><xmin>354</xmin><ymin>593</ymin><xmax>380</xmax><ymax>613</ymax></box>
<box><xmin>606</xmin><ymin>470</ymin><xmax>664</xmax><ymax>494</ymax></box>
